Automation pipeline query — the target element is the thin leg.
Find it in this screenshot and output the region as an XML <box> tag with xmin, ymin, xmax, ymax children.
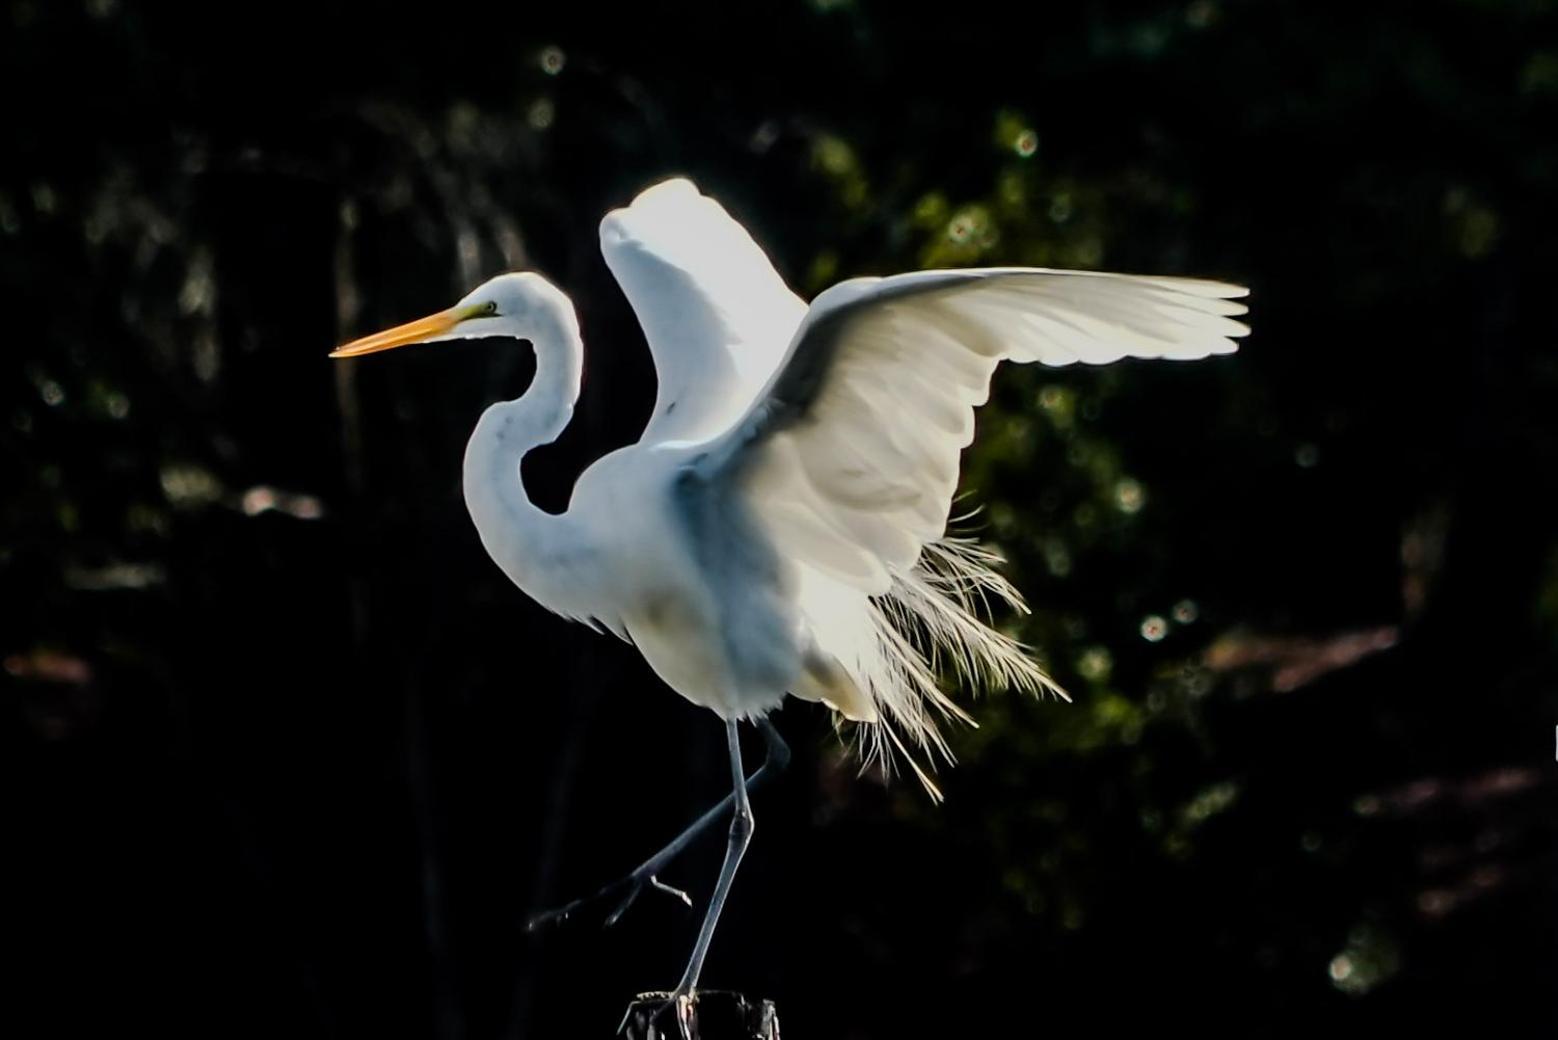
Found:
<box><xmin>672</xmin><ymin>718</ymin><xmax>753</xmax><ymax>996</ymax></box>
<box><xmin>526</xmin><ymin>718</ymin><xmax>788</xmax><ymax>933</ymax></box>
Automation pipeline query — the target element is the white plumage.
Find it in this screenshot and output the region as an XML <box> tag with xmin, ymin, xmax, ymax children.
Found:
<box><xmin>601</xmin><ymin>178</ymin><xmax>806</xmax><ymax>444</ymax></box>
<box><xmin>334</xmin><ymin>176</ymin><xmax>1248</xmax><ymax>792</ymax></box>
<box><xmin>333</xmin><ymin>176</ymin><xmax>1248</xmax><ymax>993</ymax></box>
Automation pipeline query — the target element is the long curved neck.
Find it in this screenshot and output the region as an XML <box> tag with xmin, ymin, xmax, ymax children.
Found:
<box><xmin>462</xmin><ymin>292</ymin><xmax>588</xmax><ymax>613</ymax></box>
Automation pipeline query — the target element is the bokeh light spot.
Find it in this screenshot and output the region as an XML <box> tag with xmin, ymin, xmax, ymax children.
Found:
<box><xmin>1114</xmin><ymin>477</ymin><xmax>1146</xmax><ymax>514</ymax></box>
<box><xmin>527</xmin><ymin>98</ymin><xmax>555</xmax><ymax>131</ymax></box>
<box><xmin>1077</xmin><ymin>646</ymin><xmax>1112</xmax><ymax>682</ymax></box>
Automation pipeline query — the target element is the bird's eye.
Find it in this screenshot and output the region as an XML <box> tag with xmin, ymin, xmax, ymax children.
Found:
<box><xmin>483</xmin><ymin>301</ymin><xmax>498</xmax><ymax>316</ymax></box>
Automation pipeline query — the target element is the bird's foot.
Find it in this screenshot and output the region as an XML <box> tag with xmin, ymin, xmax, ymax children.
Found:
<box><xmin>527</xmin><ymin>870</ymin><xmax>692</xmax><ymax>933</ymax></box>
<box><xmin>604</xmin><ymin>873</ymin><xmax>693</xmax><ymax>927</ymax></box>
<box><xmin>667</xmin><ymin>991</ymin><xmax>696</xmax><ymax>1039</ymax></box>
<box><xmin>615</xmin><ymin>989</ymin><xmax>697</xmax><ymax>1039</ymax></box>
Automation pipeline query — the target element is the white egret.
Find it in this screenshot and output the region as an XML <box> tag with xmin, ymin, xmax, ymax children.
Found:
<box><xmin>332</xmin><ymin>177</ymin><xmax>1248</xmax><ymax>1000</ymax></box>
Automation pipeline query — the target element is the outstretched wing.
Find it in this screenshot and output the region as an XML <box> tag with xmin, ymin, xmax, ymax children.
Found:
<box><xmin>695</xmin><ymin>268</ymin><xmax>1250</xmax><ymax>593</ymax></box>
<box><xmin>600</xmin><ymin>178</ymin><xmax>808</xmax><ymax>444</ymax></box>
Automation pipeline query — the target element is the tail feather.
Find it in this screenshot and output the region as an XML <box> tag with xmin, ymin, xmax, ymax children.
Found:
<box><xmin>805</xmin><ymin>534</ymin><xmax>1067</xmax><ymax>800</ymax></box>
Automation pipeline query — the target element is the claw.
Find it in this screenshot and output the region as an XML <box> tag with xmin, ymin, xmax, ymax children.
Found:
<box><xmin>533</xmin><ymin>869</ymin><xmax>693</xmax><ymax>934</ymax></box>
<box><xmin>649</xmin><ymin>875</ymin><xmax>693</xmax><ymax>908</ymax></box>
<box><xmin>617</xmin><ymin>990</ymin><xmax>696</xmax><ymax>1038</ymax></box>
<box><xmin>672</xmin><ymin>992</ymin><xmax>696</xmax><ymax>1039</ymax></box>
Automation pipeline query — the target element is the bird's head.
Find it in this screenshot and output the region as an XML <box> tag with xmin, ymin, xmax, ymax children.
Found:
<box><xmin>330</xmin><ymin>272</ymin><xmax>561</xmax><ymax>359</ymax></box>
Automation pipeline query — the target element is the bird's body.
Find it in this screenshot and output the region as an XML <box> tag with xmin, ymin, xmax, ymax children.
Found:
<box><xmin>333</xmin><ymin>176</ymin><xmax>1248</xmax><ymax>997</ymax></box>
<box><xmin>452</xmin><ymin>273</ymin><xmax>805</xmax><ymax>720</ymax></box>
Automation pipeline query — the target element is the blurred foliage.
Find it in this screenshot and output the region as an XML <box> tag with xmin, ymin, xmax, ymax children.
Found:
<box><xmin>3</xmin><ymin>1</ymin><xmax>1555</xmax><ymax>1038</ymax></box>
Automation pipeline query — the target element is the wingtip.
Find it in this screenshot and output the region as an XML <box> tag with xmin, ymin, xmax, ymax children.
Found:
<box><xmin>632</xmin><ymin>176</ymin><xmax>701</xmax><ymax>205</ymax></box>
<box><xmin>1153</xmin><ymin>275</ymin><xmax>1251</xmax><ymax>299</ymax></box>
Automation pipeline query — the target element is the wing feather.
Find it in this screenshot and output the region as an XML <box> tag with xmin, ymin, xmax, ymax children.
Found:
<box><xmin>686</xmin><ymin>267</ymin><xmax>1247</xmax><ymax>781</ymax></box>
<box><xmin>701</xmin><ymin>268</ymin><xmax>1248</xmax><ymax>596</ymax></box>
<box><xmin>600</xmin><ymin>178</ymin><xmax>807</xmax><ymax>443</ymax></box>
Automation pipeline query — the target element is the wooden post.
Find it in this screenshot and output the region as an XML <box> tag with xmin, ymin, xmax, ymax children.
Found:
<box><xmin>620</xmin><ymin>991</ymin><xmax>780</xmax><ymax>1040</ymax></box>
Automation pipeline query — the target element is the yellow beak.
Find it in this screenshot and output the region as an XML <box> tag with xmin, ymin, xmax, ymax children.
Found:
<box><xmin>330</xmin><ymin>306</ymin><xmax>471</xmax><ymax>359</ymax></box>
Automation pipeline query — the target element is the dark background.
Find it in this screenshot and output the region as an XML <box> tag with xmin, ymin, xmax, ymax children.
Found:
<box><xmin>4</xmin><ymin>1</ymin><xmax>1555</xmax><ymax>1036</ymax></box>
